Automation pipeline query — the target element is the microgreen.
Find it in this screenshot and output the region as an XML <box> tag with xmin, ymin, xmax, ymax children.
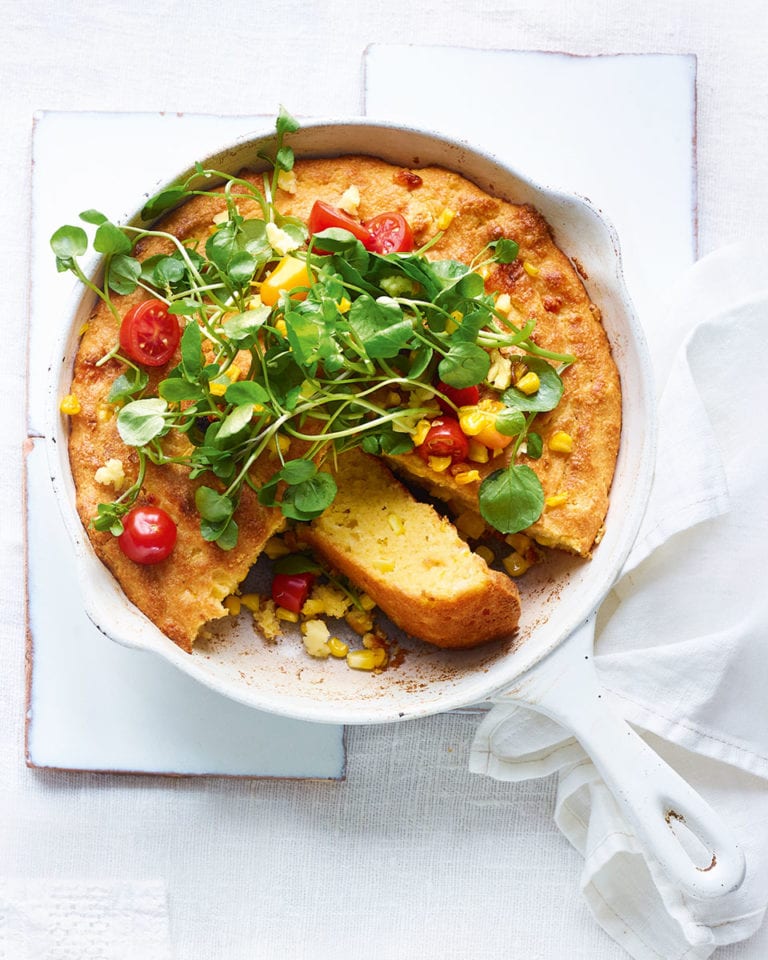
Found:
<box><xmin>54</xmin><ymin>110</ymin><xmax>576</xmax><ymax>550</ymax></box>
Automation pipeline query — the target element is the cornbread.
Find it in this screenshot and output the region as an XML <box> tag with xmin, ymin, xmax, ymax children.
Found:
<box><xmin>298</xmin><ymin>450</ymin><xmax>521</xmax><ymax>649</ymax></box>
<box><xmin>66</xmin><ymin>152</ymin><xmax>620</xmax><ymax>653</ymax></box>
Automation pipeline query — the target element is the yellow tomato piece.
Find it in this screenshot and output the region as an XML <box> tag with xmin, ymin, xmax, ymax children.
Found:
<box><xmin>260</xmin><ymin>256</ymin><xmax>311</xmax><ymax>306</ymax></box>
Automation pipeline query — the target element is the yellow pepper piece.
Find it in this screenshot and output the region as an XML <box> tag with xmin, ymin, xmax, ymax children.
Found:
<box><xmin>260</xmin><ymin>255</ymin><xmax>311</xmax><ymax>306</ymax></box>
<box><xmin>545</xmin><ymin>492</ymin><xmax>568</xmax><ymax>508</ymax></box>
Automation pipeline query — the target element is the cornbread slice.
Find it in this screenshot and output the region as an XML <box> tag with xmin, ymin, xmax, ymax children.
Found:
<box><xmin>298</xmin><ymin>450</ymin><xmax>521</xmax><ymax>649</ymax></box>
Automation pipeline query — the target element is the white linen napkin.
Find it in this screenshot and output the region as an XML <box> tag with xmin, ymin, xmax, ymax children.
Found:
<box><xmin>469</xmin><ymin>242</ymin><xmax>768</xmax><ymax>959</ymax></box>
<box><xmin>0</xmin><ymin>879</ymin><xmax>172</xmax><ymax>960</ymax></box>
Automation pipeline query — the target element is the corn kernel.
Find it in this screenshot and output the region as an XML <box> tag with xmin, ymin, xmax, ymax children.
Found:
<box><xmin>454</xmin><ymin>469</ymin><xmax>481</xmax><ymax>485</ymax></box>
<box><xmin>239</xmin><ymin>593</ymin><xmax>260</xmax><ymax>612</ymax></box>
<box><xmin>459</xmin><ymin>407</ymin><xmax>491</xmax><ymax>437</ymax></box>
<box><xmin>302</xmin><ymin>619</ymin><xmax>332</xmax><ymax>658</ymax></box>
<box><xmin>476</xmin><ymin>545</ymin><xmax>495</xmax><ymax>565</ymax></box>
<box><xmin>327</xmin><ymin>637</ymin><xmax>349</xmax><ymax>658</ymax></box>
<box><xmin>437</xmin><ymin>208</ymin><xmax>455</xmax><ymax>230</ymax></box>
<box><xmin>346</xmin><ymin>649</ymin><xmax>378</xmax><ymax>671</ymax></box>
<box><xmin>223</xmin><ymin>596</ymin><xmax>241</xmax><ymax>616</ymax></box>
<box><xmin>505</xmin><ymin>533</ymin><xmax>532</xmax><ymax>554</ymax></box>
<box><xmin>545</xmin><ymin>493</ymin><xmax>568</xmax><ymax>508</ymax></box>
<box><xmin>276</xmin><ymin>607</ymin><xmax>300</xmax><ymax>622</ymax></box>
<box><xmin>78</xmin><ymin>321</ymin><xmax>90</xmax><ymax>337</ymax></box>
<box><xmin>467</xmin><ymin>439</ymin><xmax>490</xmax><ymax>464</ymax></box>
<box><xmin>359</xmin><ymin>593</ymin><xmax>376</xmax><ymax>611</ymax></box>
<box><xmin>96</xmin><ymin>402</ymin><xmax>116</xmax><ymax>422</ymax></box>
<box><xmin>60</xmin><ymin>394</ymin><xmax>81</xmax><ymax>415</ymax></box>
<box><xmin>370</xmin><ymin>646</ymin><xmax>388</xmax><ymax>668</ymax></box>
<box><xmin>503</xmin><ymin>551</ymin><xmax>531</xmax><ymax>577</ymax></box>
<box><xmin>209</xmin><ymin>380</ymin><xmax>227</xmax><ymax>397</ymax></box>
<box><xmin>445</xmin><ymin>310</ymin><xmax>463</xmax><ymax>334</ymax></box>
<box><xmin>477</xmin><ymin>264</ymin><xmax>491</xmax><ymax>280</ymax></box>
<box><xmin>275</xmin><ymin>434</ymin><xmax>291</xmax><ymax>456</ymax></box>
<box><xmin>225</xmin><ymin>364</ymin><xmax>242</xmax><ymax>382</ymax></box>
<box><xmin>387</xmin><ymin>513</ymin><xmax>405</xmax><ymax>535</ymax></box>
<box><xmin>277</xmin><ymin>169</ymin><xmax>297</xmax><ymax>194</ymax></box>
<box><xmin>495</xmin><ymin>293</ymin><xmax>512</xmax><ymax>314</ymax></box>
<box><xmin>338</xmin><ymin>297</ymin><xmax>351</xmax><ymax>314</ymax></box>
<box><xmin>549</xmin><ymin>431</ymin><xmax>574</xmax><ymax>454</ymax></box>
<box><xmin>515</xmin><ymin>371</ymin><xmax>541</xmax><ymax>395</ymax></box>
<box><xmin>372</xmin><ymin>558</ymin><xmax>396</xmax><ymax>573</ymax></box>
<box><xmin>455</xmin><ymin>511</ymin><xmax>486</xmax><ymax>540</ymax></box>
<box><xmin>412</xmin><ymin>419</ymin><xmax>432</xmax><ymax>446</ymax></box>
<box><xmin>427</xmin><ymin>455</ymin><xmax>452</xmax><ymax>473</ymax></box>
<box><xmin>275</xmin><ymin>318</ymin><xmax>288</xmax><ymax>336</ymax></box>
<box><xmin>263</xmin><ymin>537</ymin><xmax>291</xmax><ymax>560</ymax></box>
<box><xmin>385</xmin><ymin>391</ymin><xmax>401</xmax><ymax>407</ymax></box>
<box><xmin>523</xmin><ymin>260</ymin><xmax>540</xmax><ymax>277</ymax></box>
<box><xmin>346</xmin><ymin>608</ymin><xmax>375</xmax><ymax>634</ymax></box>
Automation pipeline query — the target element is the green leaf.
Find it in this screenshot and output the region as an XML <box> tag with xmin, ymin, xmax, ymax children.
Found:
<box><xmin>438</xmin><ymin>342</ymin><xmax>490</xmax><ymax>388</ymax></box>
<box><xmin>141</xmin><ymin>185</ymin><xmax>187</xmax><ymax>221</ymax></box>
<box><xmin>478</xmin><ymin>464</ymin><xmax>545</xmax><ymax>534</ymax></box>
<box><xmin>275</xmin><ymin>145</ymin><xmax>294</xmax><ymax>172</ymax></box>
<box><xmin>525</xmin><ymin>432</ymin><xmax>543</xmax><ymax>459</ymax></box>
<box><xmin>79</xmin><ymin>209</ymin><xmax>108</xmax><ymax>225</ymax></box>
<box><xmin>280</xmin><ymin>459</ymin><xmax>317</xmax><ymax>484</ymax></box>
<box><xmin>117</xmin><ymin>398</ymin><xmax>168</xmax><ymax>446</ymax></box>
<box><xmin>106</xmin><ymin>254</ymin><xmax>141</xmax><ymax>295</ymax></box>
<box><xmin>217</xmin><ymin>403</ymin><xmax>254</xmax><ymax>440</ymax></box>
<box><xmin>273</xmin><ymin>554</ymin><xmax>322</xmax><ymax>575</ymax></box>
<box><xmin>50</xmin><ymin>225</ymin><xmax>87</xmax><ymax>260</ymax></box>
<box><xmin>280</xmin><ymin>472</ymin><xmax>337</xmax><ymax>520</ymax></box>
<box><xmin>276</xmin><ymin>105</ymin><xmax>300</xmax><ymax>136</ymax></box>
<box><xmin>494</xmin><ymin>408</ymin><xmax>526</xmax><ymax>437</ymax></box>
<box><xmin>223</xmin><ymin>380</ymin><xmax>269</xmax><ymax>406</ymax></box>
<box><xmin>158</xmin><ymin>378</ymin><xmax>204</xmax><ymax>403</ymax></box>
<box><xmin>200</xmin><ymin>515</ymin><xmax>239</xmax><ymax>549</ymax></box>
<box><xmin>347</xmin><ymin>295</ymin><xmax>413</xmax><ymax>359</ymax></box>
<box><xmin>195</xmin><ymin>486</ymin><xmax>234</xmax><ymax>523</ymax></box>
<box><xmin>180</xmin><ymin>321</ymin><xmax>202</xmax><ymax>380</ymax></box>
<box><xmin>227</xmin><ymin>250</ymin><xmax>257</xmax><ymax>287</ymax></box>
<box><xmin>502</xmin><ymin>357</ymin><xmax>563</xmax><ymax>412</ymax></box>
<box><xmin>222</xmin><ymin>306</ymin><xmax>271</xmax><ymax>345</ymax></box>
<box><xmin>92</xmin><ymin>502</ymin><xmax>127</xmax><ymax>535</ymax></box>
<box><xmin>168</xmin><ymin>299</ymin><xmax>202</xmax><ymax>317</ymax></box>
<box><xmin>107</xmin><ymin>369</ymin><xmax>148</xmax><ymax>403</ymax></box>
<box><xmin>94</xmin><ymin>221</ymin><xmax>132</xmax><ymax>255</ymax></box>
<box><xmin>491</xmin><ymin>238</ymin><xmax>519</xmax><ymax>263</ymax></box>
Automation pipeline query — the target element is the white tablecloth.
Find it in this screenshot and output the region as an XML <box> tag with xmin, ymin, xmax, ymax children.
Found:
<box><xmin>4</xmin><ymin>2</ymin><xmax>768</xmax><ymax>958</ymax></box>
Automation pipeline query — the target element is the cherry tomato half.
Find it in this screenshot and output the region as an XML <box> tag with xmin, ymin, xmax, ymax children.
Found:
<box><xmin>118</xmin><ymin>505</ymin><xmax>177</xmax><ymax>565</ymax></box>
<box><xmin>363</xmin><ymin>212</ymin><xmax>414</xmax><ymax>254</ymax></box>
<box><xmin>436</xmin><ymin>380</ymin><xmax>480</xmax><ymax>413</ymax></box>
<box><xmin>308</xmin><ymin>201</ymin><xmax>373</xmax><ymax>246</ymax></box>
<box><xmin>119</xmin><ymin>299</ymin><xmax>181</xmax><ymax>367</ymax></box>
<box><xmin>271</xmin><ymin>572</ymin><xmax>316</xmax><ymax>614</ymax></box>
<box><xmin>417</xmin><ymin>416</ymin><xmax>469</xmax><ymax>464</ymax></box>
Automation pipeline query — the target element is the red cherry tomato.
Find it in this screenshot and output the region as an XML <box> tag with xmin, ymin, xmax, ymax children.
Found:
<box><xmin>436</xmin><ymin>380</ymin><xmax>480</xmax><ymax>413</ymax></box>
<box><xmin>119</xmin><ymin>299</ymin><xmax>181</xmax><ymax>367</ymax></box>
<box><xmin>118</xmin><ymin>505</ymin><xmax>177</xmax><ymax>565</ymax></box>
<box><xmin>308</xmin><ymin>201</ymin><xmax>373</xmax><ymax>246</ymax></box>
<box><xmin>417</xmin><ymin>416</ymin><xmax>469</xmax><ymax>464</ymax></box>
<box><xmin>271</xmin><ymin>572</ymin><xmax>316</xmax><ymax>614</ymax></box>
<box><xmin>363</xmin><ymin>212</ymin><xmax>414</xmax><ymax>254</ymax></box>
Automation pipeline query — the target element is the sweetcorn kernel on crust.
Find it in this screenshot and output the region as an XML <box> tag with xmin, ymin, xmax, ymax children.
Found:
<box><xmin>67</xmin><ymin>154</ymin><xmax>620</xmax><ymax>652</ymax></box>
<box><xmin>298</xmin><ymin>450</ymin><xmax>521</xmax><ymax>649</ymax></box>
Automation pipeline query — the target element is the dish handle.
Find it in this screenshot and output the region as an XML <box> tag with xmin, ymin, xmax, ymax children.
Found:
<box><xmin>505</xmin><ymin>616</ymin><xmax>746</xmax><ymax>900</ymax></box>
